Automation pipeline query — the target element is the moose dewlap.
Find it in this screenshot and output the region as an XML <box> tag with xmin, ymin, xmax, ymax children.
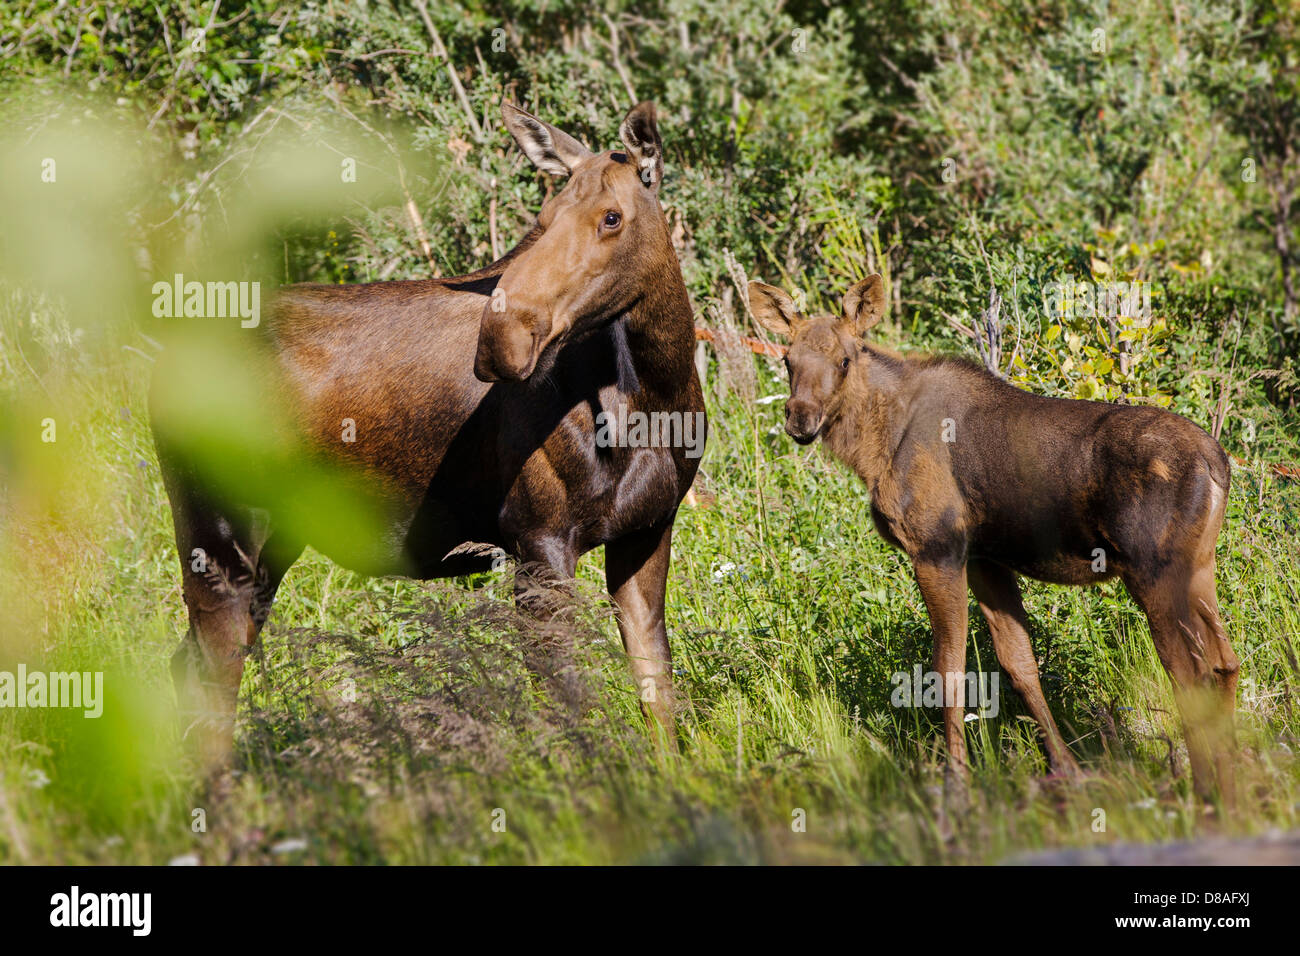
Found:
<box><xmin>750</xmin><ymin>273</ymin><xmax>1238</xmax><ymax>802</ymax></box>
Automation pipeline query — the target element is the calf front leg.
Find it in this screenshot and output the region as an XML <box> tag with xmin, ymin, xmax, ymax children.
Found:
<box><xmin>967</xmin><ymin>559</ymin><xmax>1080</xmax><ymax>778</ymax></box>
<box><xmin>913</xmin><ymin>560</ymin><xmax>971</xmax><ymax>779</ymax></box>
<box><xmin>605</xmin><ymin>516</ymin><xmax>678</xmax><ymax>749</ymax></box>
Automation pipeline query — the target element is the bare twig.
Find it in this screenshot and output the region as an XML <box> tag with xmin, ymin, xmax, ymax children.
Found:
<box><xmin>488</xmin><ymin>179</ymin><xmax>501</xmax><ymax>261</ymax></box>
<box><xmin>1211</xmin><ymin>315</ymin><xmax>1244</xmax><ymax>442</ymax></box>
<box><xmin>600</xmin><ymin>14</ymin><xmax>638</xmax><ymax>105</ymax></box>
<box><xmin>412</xmin><ymin>0</ymin><xmax>484</xmax><ymax>141</ymax></box>
<box><xmin>948</xmin><ymin>288</ymin><xmax>1004</xmax><ymax>376</ymax></box>
<box><xmin>405</xmin><ymin>197</ymin><xmax>436</xmax><ymax>273</ymax></box>
<box><xmin>324</xmin><ymin>47</ymin><xmax>423</xmax><ymax>61</ymax></box>
<box><xmin>62</xmin><ymin>3</ymin><xmax>87</xmax><ymax>75</ymax></box>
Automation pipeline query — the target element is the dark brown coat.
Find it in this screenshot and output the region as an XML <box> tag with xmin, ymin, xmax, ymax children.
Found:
<box><xmin>152</xmin><ymin>102</ymin><xmax>704</xmax><ymax>770</ymax></box>
<box><xmin>751</xmin><ymin>274</ymin><xmax>1238</xmax><ymax>801</ymax></box>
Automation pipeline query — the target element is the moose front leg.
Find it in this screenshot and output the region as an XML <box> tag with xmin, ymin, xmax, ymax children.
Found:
<box><xmin>510</xmin><ymin>535</ymin><xmax>581</xmax><ymax>692</ymax></box>
<box><xmin>605</xmin><ymin>516</ymin><xmax>678</xmax><ymax>748</ymax></box>
<box><xmin>967</xmin><ymin>559</ymin><xmax>1081</xmax><ymax>778</ymax></box>
<box><xmin>512</xmin><ymin>535</ymin><xmax>578</xmax><ymax>618</ymax></box>
<box><xmin>913</xmin><ymin>560</ymin><xmax>971</xmax><ymax>781</ymax></box>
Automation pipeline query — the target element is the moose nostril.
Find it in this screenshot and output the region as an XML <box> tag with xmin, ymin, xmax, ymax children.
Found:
<box><xmin>473</xmin><ymin>350</ymin><xmax>500</xmax><ymax>383</ymax></box>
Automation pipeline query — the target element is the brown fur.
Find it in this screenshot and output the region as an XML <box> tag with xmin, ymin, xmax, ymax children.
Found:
<box><xmin>750</xmin><ymin>274</ymin><xmax>1238</xmax><ymax>802</ymax></box>
<box><xmin>151</xmin><ymin>103</ymin><xmax>704</xmax><ymax>772</ymax></box>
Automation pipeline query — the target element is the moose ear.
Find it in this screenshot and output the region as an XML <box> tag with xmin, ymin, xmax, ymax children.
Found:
<box><xmin>748</xmin><ymin>281</ymin><xmax>802</xmax><ymax>338</ymax></box>
<box><xmin>619</xmin><ymin>101</ymin><xmax>663</xmax><ymax>190</ymax></box>
<box><xmin>501</xmin><ymin>102</ymin><xmax>594</xmax><ymax>177</ymax></box>
<box><xmin>842</xmin><ymin>274</ymin><xmax>886</xmax><ymax>336</ymax></box>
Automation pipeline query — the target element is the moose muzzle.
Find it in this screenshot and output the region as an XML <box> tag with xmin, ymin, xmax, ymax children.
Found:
<box><xmin>784</xmin><ymin>397</ymin><xmax>825</xmax><ymax>444</ymax></box>
<box><xmin>474</xmin><ymin>301</ymin><xmax>549</xmax><ymax>382</ymax></box>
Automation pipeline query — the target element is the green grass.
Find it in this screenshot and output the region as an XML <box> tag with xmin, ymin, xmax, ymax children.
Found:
<box><xmin>1</xmin><ymin>298</ymin><xmax>1298</xmax><ymax>866</ymax></box>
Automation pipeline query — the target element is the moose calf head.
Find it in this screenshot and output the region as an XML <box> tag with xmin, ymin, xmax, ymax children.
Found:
<box><xmin>748</xmin><ymin>275</ymin><xmax>887</xmax><ymax>443</ymax></box>
<box><xmin>474</xmin><ymin>101</ymin><xmax>670</xmax><ymax>382</ymax></box>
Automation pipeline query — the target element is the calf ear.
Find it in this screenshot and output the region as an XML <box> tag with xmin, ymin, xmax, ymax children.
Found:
<box><xmin>501</xmin><ymin>102</ymin><xmax>594</xmax><ymax>177</ymax></box>
<box><xmin>748</xmin><ymin>281</ymin><xmax>802</xmax><ymax>338</ymax></box>
<box><xmin>843</xmin><ymin>274</ymin><xmax>886</xmax><ymax>336</ymax></box>
<box><xmin>620</xmin><ymin>101</ymin><xmax>663</xmax><ymax>189</ymax></box>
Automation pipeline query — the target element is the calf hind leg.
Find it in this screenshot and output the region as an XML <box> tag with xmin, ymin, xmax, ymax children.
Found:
<box><xmin>1125</xmin><ymin>561</ymin><xmax>1237</xmax><ymax>803</ymax></box>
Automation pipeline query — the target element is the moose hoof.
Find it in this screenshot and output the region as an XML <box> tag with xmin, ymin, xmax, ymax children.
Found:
<box><xmin>171</xmin><ymin>637</ymin><xmax>238</xmax><ymax>776</ymax></box>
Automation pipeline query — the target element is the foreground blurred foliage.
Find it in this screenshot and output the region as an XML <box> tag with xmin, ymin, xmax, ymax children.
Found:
<box><xmin>0</xmin><ymin>0</ymin><xmax>1297</xmax><ymax>863</ymax></box>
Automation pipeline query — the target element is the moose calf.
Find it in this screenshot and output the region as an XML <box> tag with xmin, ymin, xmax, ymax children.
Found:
<box><xmin>750</xmin><ymin>275</ymin><xmax>1238</xmax><ymax>802</ymax></box>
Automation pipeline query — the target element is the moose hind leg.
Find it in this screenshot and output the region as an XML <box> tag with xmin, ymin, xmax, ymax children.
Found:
<box><xmin>172</xmin><ymin>525</ymin><xmax>259</xmax><ymax>771</ymax></box>
<box><xmin>170</xmin><ymin>494</ymin><xmax>297</xmax><ymax>774</ymax></box>
<box><xmin>1124</xmin><ymin>563</ymin><xmax>1233</xmax><ymax>802</ymax></box>
<box><xmin>173</xmin><ymin>594</ymin><xmax>253</xmax><ymax>773</ymax></box>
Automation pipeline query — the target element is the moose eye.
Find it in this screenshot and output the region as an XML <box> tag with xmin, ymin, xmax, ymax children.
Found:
<box><xmin>841</xmin><ymin>357</ymin><xmax>851</xmax><ymax>370</ymax></box>
<box><xmin>602</xmin><ymin>210</ymin><xmax>622</xmax><ymax>230</ymax></box>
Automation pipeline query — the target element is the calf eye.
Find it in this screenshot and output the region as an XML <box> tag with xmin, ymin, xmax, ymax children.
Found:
<box><xmin>841</xmin><ymin>357</ymin><xmax>851</xmax><ymax>370</ymax></box>
<box><xmin>603</xmin><ymin>210</ymin><xmax>622</xmax><ymax>229</ymax></box>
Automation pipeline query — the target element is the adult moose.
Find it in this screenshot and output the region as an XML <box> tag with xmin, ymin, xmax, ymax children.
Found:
<box><xmin>150</xmin><ymin>101</ymin><xmax>705</xmax><ymax>772</ymax></box>
<box><xmin>749</xmin><ymin>275</ymin><xmax>1237</xmax><ymax>803</ymax></box>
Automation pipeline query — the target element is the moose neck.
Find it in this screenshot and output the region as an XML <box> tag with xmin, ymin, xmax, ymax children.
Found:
<box><xmin>823</xmin><ymin>347</ymin><xmax>913</xmax><ymax>488</ymax></box>
<box><xmin>444</xmin><ymin>225</ymin><xmax>545</xmax><ymax>293</ymax></box>
<box><xmin>608</xmin><ymin>247</ymin><xmax>697</xmax><ymax>403</ymax></box>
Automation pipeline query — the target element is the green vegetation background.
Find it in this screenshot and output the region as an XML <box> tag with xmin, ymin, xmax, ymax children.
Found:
<box><xmin>0</xmin><ymin>0</ymin><xmax>1297</xmax><ymax>863</ymax></box>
